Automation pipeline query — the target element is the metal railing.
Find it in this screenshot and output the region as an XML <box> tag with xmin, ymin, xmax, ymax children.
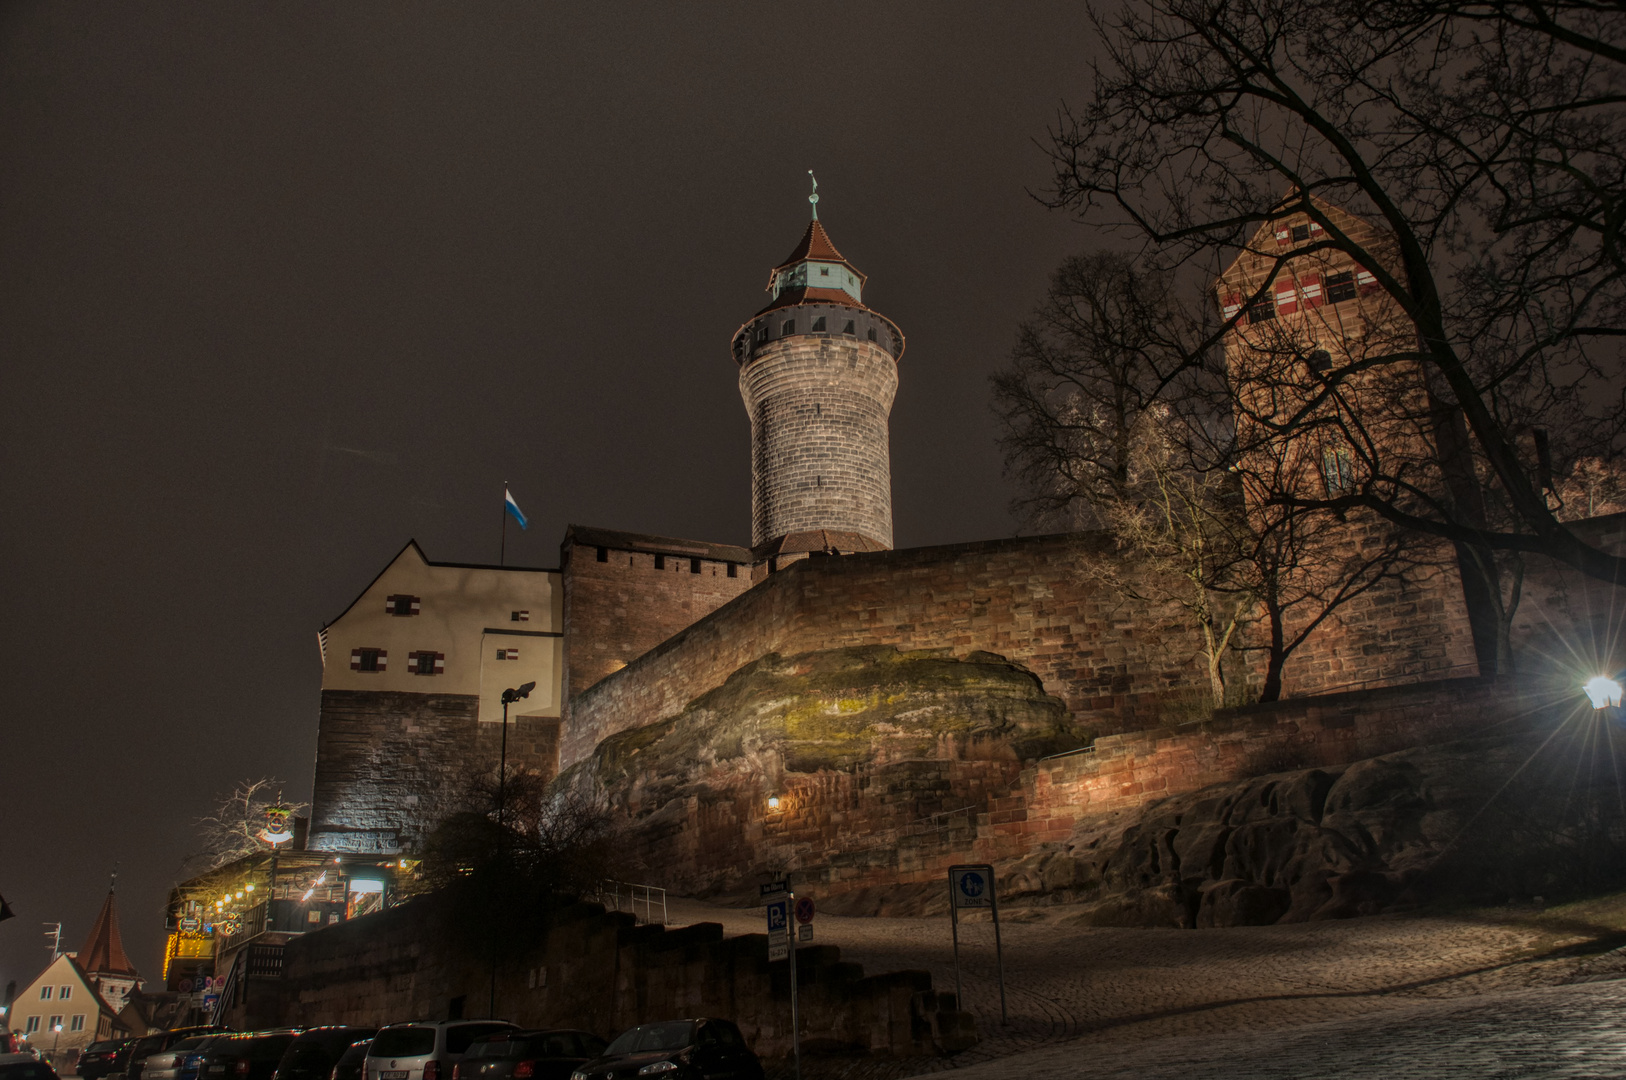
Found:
<box><xmin>598</xmin><ymin>880</ymin><xmax>668</xmax><ymax>925</ymax></box>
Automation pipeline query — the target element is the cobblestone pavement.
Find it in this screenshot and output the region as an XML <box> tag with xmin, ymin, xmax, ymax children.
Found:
<box><xmin>935</xmin><ymin>978</ymin><xmax>1626</xmax><ymax>1079</ymax></box>
<box><xmin>663</xmin><ymin>897</ymin><xmax>1624</xmax><ymax>1077</ymax></box>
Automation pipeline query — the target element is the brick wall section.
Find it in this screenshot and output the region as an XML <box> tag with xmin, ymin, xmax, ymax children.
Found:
<box><xmin>973</xmin><ymin>676</ymin><xmax>1528</xmax><ymax>861</ymax></box>
<box><xmin>561</xmin><ymin>538</ymin><xmax>753</xmax><ymax>702</ymax></box>
<box><xmin>563</xmin><ymin>532</ymin><xmax>1480</xmax><ymax>770</ymax></box>
<box><xmin>1508</xmin><ymin>513</ymin><xmax>1626</xmax><ymax>675</ymax></box>
<box><xmin>740</xmin><ymin>334</ymin><xmax>898</xmax><ymax>549</ymax></box>
<box><xmin>309</xmin><ymin>690</ymin><xmax>559</xmax><ymax>853</ymax></box>
<box><xmin>254</xmin><ymin>894</ymin><xmax>974</xmax><ymax>1058</ymax></box>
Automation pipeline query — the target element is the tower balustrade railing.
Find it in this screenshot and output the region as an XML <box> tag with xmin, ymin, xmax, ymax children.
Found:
<box><xmin>597</xmin><ymin>880</ymin><xmax>669</xmax><ymax>926</ymax></box>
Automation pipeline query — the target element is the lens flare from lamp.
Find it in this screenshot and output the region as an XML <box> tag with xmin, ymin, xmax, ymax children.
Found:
<box><xmin>1584</xmin><ymin>676</ymin><xmax>1623</xmax><ymax>710</ymax></box>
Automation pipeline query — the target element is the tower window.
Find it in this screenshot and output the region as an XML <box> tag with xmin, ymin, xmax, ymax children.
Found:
<box><xmin>690</xmin><ymin>557</ymin><xmax>702</xmax><ymax>574</ymax></box>
<box><xmin>1325</xmin><ymin>271</ymin><xmax>1357</xmax><ymax>303</ymax></box>
<box><xmin>867</xmin><ymin>328</ymin><xmax>877</xmax><ymax>342</ymax></box>
<box><xmin>811</xmin><ymin>316</ymin><xmax>826</xmax><ymax>332</ymax></box>
<box><xmin>755</xmin><ymin>326</ymin><xmax>769</xmax><ymax>344</ymax></box>
<box><xmin>727</xmin><ymin>563</ymin><xmax>737</xmax><ymax>578</ymax></box>
<box><xmin>819</xmin><ymin>267</ymin><xmax>829</xmax><ymax>276</ymax></box>
<box><xmin>654</xmin><ymin>554</ymin><xmax>666</xmax><ymax>570</ymax></box>
<box><xmin>843</xmin><ymin>320</ymin><xmax>855</xmax><ymax>335</ymax></box>
<box><xmin>595</xmin><ymin>546</ymin><xmax>608</xmax><ymax>562</ymax></box>
<box><xmin>781</xmin><ymin>319</ymin><xmax>795</xmax><ymax>337</ymax></box>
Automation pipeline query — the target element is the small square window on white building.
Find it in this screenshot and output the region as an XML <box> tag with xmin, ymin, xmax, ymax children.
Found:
<box><xmin>511</xmin><ymin>610</ymin><xmax>529</xmax><ymax>622</ymax></box>
<box><xmin>496</xmin><ymin>648</ymin><xmax>520</xmax><ymax>661</ymax></box>
<box><xmin>410</xmin><ymin>651</ymin><xmax>445</xmax><ymax>676</ymax></box>
<box><xmin>350</xmin><ymin>648</ymin><xmax>387</xmax><ymax>672</ymax></box>
<box><xmin>385</xmin><ymin>594</ymin><xmax>421</xmax><ymax>616</ymax></box>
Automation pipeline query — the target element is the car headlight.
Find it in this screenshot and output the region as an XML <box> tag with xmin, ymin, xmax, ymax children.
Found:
<box><xmin>570</xmin><ymin>1073</ymin><xmax>588</xmax><ymax>1080</ymax></box>
<box><xmin>638</xmin><ymin>1065</ymin><xmax>677</xmax><ymax>1076</ymax></box>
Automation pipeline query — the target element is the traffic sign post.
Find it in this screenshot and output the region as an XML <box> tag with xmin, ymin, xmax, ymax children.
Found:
<box><xmin>764</xmin><ymin>884</ymin><xmax>801</xmax><ymax>1080</ymax></box>
<box><xmin>947</xmin><ymin>864</ymin><xmax>1007</xmax><ymax>1024</ymax></box>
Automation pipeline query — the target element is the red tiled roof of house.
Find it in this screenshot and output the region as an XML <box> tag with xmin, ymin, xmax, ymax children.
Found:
<box><xmin>78</xmin><ymin>889</ymin><xmax>139</xmax><ymax>977</ymax></box>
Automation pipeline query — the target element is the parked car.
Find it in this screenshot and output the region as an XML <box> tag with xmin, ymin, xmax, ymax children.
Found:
<box><xmin>327</xmin><ymin>1041</ymin><xmax>371</xmax><ymax>1080</ymax></box>
<box><xmin>454</xmin><ymin>1031</ymin><xmax>606</xmax><ymax>1080</ymax></box>
<box><xmin>78</xmin><ymin>1041</ymin><xmax>133</xmax><ymax>1080</ymax></box>
<box><xmin>273</xmin><ymin>1029</ymin><xmax>378</xmax><ymax>1080</ymax></box>
<box><xmin>146</xmin><ymin>1035</ymin><xmax>220</xmax><ymax>1080</ymax></box>
<box><xmin>0</xmin><ymin>1054</ymin><xmax>60</xmax><ymax>1080</ymax></box>
<box><xmin>177</xmin><ymin>1037</ymin><xmax>235</xmax><ymax>1080</ymax></box>
<box><xmin>200</xmin><ymin>1033</ymin><xmax>302</xmax><ymax>1080</ymax></box>
<box><xmin>127</xmin><ymin>1029</ymin><xmax>231</xmax><ymax>1080</ymax></box>
<box><xmin>570</xmin><ymin>1020</ymin><xmax>760</xmax><ymax>1080</ymax></box>
<box><xmin>365</xmin><ymin>1022</ymin><xmax>516</xmax><ymax>1080</ymax></box>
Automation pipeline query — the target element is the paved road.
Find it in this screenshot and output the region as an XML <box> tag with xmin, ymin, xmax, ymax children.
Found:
<box><xmin>930</xmin><ymin>977</ymin><xmax>1626</xmax><ymax>1079</ymax></box>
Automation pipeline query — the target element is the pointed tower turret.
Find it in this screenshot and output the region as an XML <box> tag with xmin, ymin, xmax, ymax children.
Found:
<box><xmin>731</xmin><ymin>180</ymin><xmax>905</xmax><ymax>556</ymax></box>
<box><xmin>78</xmin><ymin>880</ymin><xmax>140</xmax><ymax>1011</ymax></box>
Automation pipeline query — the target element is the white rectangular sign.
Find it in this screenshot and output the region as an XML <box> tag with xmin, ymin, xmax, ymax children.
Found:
<box><xmin>766</xmin><ymin>897</ymin><xmax>790</xmax><ymax>961</ymax></box>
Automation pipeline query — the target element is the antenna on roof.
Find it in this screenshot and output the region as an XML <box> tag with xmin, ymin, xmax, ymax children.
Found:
<box><xmin>808</xmin><ymin>170</ymin><xmax>819</xmax><ymax>221</ymax></box>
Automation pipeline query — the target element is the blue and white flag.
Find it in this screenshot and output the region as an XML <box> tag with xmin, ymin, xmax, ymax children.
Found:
<box><xmin>504</xmin><ymin>488</ymin><xmax>529</xmax><ymax>530</ymax></box>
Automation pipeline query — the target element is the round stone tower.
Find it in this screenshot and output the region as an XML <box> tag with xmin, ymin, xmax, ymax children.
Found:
<box><xmin>731</xmin><ymin>205</ymin><xmax>905</xmax><ymax>556</ymax></box>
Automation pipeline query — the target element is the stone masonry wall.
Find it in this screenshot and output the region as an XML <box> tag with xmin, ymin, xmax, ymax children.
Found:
<box><xmin>561</xmin><ymin>539</ymin><xmax>751</xmax><ymax>703</ymax></box>
<box><xmin>254</xmin><ymin>893</ymin><xmax>974</xmax><ymax>1059</ymax></box>
<box><xmin>740</xmin><ymin>333</ymin><xmax>898</xmax><ymax>549</ymax></box>
<box><xmin>563</xmin><ymin>532</ymin><xmax>1481</xmax><ymax>770</ymax></box>
<box><xmin>1507</xmin><ymin>513</ymin><xmax>1626</xmax><ymax>677</ymax></box>
<box><xmin>309</xmin><ymin>690</ymin><xmax>559</xmax><ymax>853</ymax></box>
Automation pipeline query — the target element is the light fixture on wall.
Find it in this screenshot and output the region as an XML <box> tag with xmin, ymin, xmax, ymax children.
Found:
<box><xmin>1584</xmin><ymin>676</ymin><xmax>1623</xmax><ymax>710</ymax></box>
<box><xmin>767</xmin><ymin>796</ymin><xmax>781</xmax><ymax>811</ymax></box>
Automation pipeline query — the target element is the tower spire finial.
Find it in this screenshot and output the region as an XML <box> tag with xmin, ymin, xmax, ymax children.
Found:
<box><xmin>808</xmin><ymin>170</ymin><xmax>819</xmax><ymax>221</ymax></box>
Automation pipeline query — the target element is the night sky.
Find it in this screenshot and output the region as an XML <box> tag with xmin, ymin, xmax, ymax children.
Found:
<box><xmin>0</xmin><ymin>3</ymin><xmax>1101</xmax><ymax>990</ymax></box>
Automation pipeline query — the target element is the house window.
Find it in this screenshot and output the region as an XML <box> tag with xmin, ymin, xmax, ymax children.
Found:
<box><xmin>70</xmin><ymin>1015</ymin><xmax>85</xmax><ymax>1032</ymax></box>
<box><xmin>781</xmin><ymin>319</ymin><xmax>795</xmax><ymax>336</ymax></box>
<box><xmin>1322</xmin><ymin>448</ymin><xmax>1358</xmax><ymax>494</ymax></box>
<box><xmin>386</xmin><ymin>595</ymin><xmax>420</xmax><ymax>617</ymax></box>
<box><xmin>496</xmin><ymin>648</ymin><xmax>520</xmax><ymax>661</ymax></box>
<box><xmin>58</xmin><ymin>986</ymin><xmax>70</xmax><ymax>1001</ymax></box>
<box><xmin>811</xmin><ymin>316</ymin><xmax>826</xmax><ymax>332</ymax></box>
<box><xmin>690</xmin><ymin>557</ymin><xmax>702</xmax><ymax>574</ymax></box>
<box><xmin>1325</xmin><ymin>271</ymin><xmax>1357</xmax><ymax>303</ymax></box>
<box><xmin>595</xmin><ymin>546</ymin><xmax>608</xmax><ymax>562</ymax></box>
<box><xmin>1291</xmin><ymin>224</ymin><xmax>1310</xmax><ymax>242</ymax></box>
<box><xmin>412</xmin><ymin>652</ymin><xmax>443</xmax><ymax>676</ymax></box>
<box><xmin>843</xmin><ymin>320</ymin><xmax>855</xmax><ymax>335</ymax></box>
<box><xmin>351</xmin><ymin>648</ymin><xmax>385</xmax><ymax>673</ymax></box>
<box><xmin>39</xmin><ymin>987</ymin><xmax>50</xmax><ymax>1000</ymax></box>
<box><xmin>654</xmin><ymin>554</ymin><xmax>666</xmax><ymax>570</ymax></box>
<box><xmin>1246</xmin><ymin>296</ymin><xmax>1276</xmax><ymax>322</ymax></box>
<box><xmin>48</xmin><ymin>1016</ymin><xmax>62</xmax><ymax>1031</ymax></box>
<box><xmin>727</xmin><ymin>563</ymin><xmax>737</xmax><ymax>578</ymax></box>
<box><xmin>25</xmin><ymin>1017</ymin><xmax>39</xmax><ymax>1034</ymax></box>
<box><xmin>511</xmin><ymin>610</ymin><xmax>529</xmax><ymax>622</ymax></box>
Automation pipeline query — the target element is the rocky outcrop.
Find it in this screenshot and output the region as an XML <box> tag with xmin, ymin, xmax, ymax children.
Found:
<box><xmin>1002</xmin><ymin>727</ymin><xmax>1626</xmax><ymax>926</ymax></box>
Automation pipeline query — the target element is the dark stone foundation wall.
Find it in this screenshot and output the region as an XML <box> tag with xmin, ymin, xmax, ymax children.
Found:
<box><xmin>248</xmin><ymin>893</ymin><xmax>974</xmax><ymax>1058</ymax></box>
<box><xmin>308</xmin><ymin>690</ymin><xmax>560</xmax><ymax>853</ymax></box>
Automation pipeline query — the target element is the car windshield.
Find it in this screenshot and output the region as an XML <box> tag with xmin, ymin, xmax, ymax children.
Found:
<box><xmin>370</xmin><ymin>1030</ymin><xmax>436</xmax><ymax>1058</ymax></box>
<box><xmin>606</xmin><ymin>1024</ymin><xmax>695</xmax><ymax>1056</ymax></box>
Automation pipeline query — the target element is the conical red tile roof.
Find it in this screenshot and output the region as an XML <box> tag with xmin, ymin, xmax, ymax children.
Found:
<box><xmin>773</xmin><ymin>219</ymin><xmax>848</xmax><ymax>270</ymax></box>
<box><xmin>78</xmin><ymin>889</ymin><xmax>138</xmax><ymax>977</ymax></box>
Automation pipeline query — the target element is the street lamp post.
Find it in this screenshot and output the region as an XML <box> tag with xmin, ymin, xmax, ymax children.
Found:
<box><xmin>497</xmin><ymin>682</ymin><xmax>535</xmax><ymax>830</ymax></box>
<box><xmin>1584</xmin><ymin>676</ymin><xmax>1623</xmax><ymax>711</ymax></box>
<box><xmin>51</xmin><ymin>1022</ymin><xmax>62</xmax><ymax>1067</ymax></box>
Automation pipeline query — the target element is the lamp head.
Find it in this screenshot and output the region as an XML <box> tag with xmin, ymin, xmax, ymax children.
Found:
<box><xmin>767</xmin><ymin>796</ymin><xmax>781</xmax><ymax>810</ymax></box>
<box><xmin>1585</xmin><ymin>676</ymin><xmax>1623</xmax><ymax>710</ymax></box>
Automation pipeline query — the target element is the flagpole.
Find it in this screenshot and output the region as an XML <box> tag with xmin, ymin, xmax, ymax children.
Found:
<box><xmin>500</xmin><ymin>480</ymin><xmax>508</xmax><ymax>568</ymax></box>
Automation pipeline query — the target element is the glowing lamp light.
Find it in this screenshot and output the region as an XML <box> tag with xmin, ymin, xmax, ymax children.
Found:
<box><xmin>767</xmin><ymin>796</ymin><xmax>781</xmax><ymax>810</ymax></box>
<box><xmin>53</xmin><ymin>1024</ymin><xmax>62</xmax><ymax>1032</ymax></box>
<box><xmin>245</xmin><ymin>883</ymin><xmax>254</xmax><ymax>892</ymax></box>
<box><xmin>1584</xmin><ymin>676</ymin><xmax>1623</xmax><ymax>710</ymax></box>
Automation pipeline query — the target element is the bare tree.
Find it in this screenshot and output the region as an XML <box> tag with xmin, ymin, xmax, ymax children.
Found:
<box><xmin>1044</xmin><ymin>0</ymin><xmax>1626</xmax><ymax>586</ymax></box>
<box><xmin>185</xmin><ymin>779</ymin><xmax>306</xmax><ymax>874</ymax></box>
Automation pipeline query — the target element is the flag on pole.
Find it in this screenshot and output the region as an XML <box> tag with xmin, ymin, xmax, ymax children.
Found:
<box><xmin>504</xmin><ymin>488</ymin><xmax>529</xmax><ymax>530</ymax></box>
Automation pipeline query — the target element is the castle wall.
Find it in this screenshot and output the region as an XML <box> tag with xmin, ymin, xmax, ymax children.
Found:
<box><xmin>1507</xmin><ymin>513</ymin><xmax>1626</xmax><ymax>677</ymax></box>
<box><xmin>252</xmin><ymin>894</ymin><xmax>973</xmax><ymax>1058</ymax></box>
<box><xmin>563</xmin><ymin>530</ymin><xmax>1485</xmax><ymax>771</ymax></box>
<box><xmin>560</xmin><ymin>531</ymin><xmax>752</xmax><ymax>703</ymax></box>
<box><xmin>308</xmin><ymin>690</ymin><xmax>559</xmax><ymax>853</ymax></box>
